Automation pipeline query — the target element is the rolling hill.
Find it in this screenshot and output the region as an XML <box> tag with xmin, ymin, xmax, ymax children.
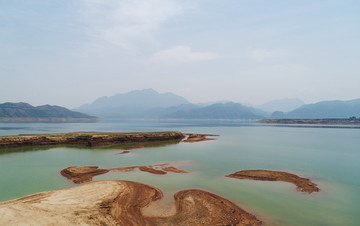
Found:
<box><xmin>0</xmin><ymin>102</ymin><xmax>98</xmax><ymax>122</ymax></box>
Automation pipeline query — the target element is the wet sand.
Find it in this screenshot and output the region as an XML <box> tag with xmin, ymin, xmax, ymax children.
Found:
<box><xmin>61</xmin><ymin>163</ymin><xmax>190</xmax><ymax>184</ymax></box>
<box><xmin>0</xmin><ymin>180</ymin><xmax>262</xmax><ymax>226</ymax></box>
<box><xmin>226</xmin><ymin>170</ymin><xmax>320</xmax><ymax>193</ymax></box>
<box><xmin>182</xmin><ymin>133</ymin><xmax>218</xmax><ymax>143</ymax></box>
<box><xmin>0</xmin><ymin>131</ymin><xmax>185</xmax><ymax>148</ymax></box>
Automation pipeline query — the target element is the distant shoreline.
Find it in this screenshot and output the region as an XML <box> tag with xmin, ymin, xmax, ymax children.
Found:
<box><xmin>0</xmin><ymin>117</ymin><xmax>99</xmax><ymax>123</ymax></box>
<box><xmin>257</xmin><ymin>118</ymin><xmax>360</xmax><ymax>125</ymax></box>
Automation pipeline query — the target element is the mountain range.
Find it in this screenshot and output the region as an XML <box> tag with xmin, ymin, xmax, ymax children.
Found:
<box><xmin>74</xmin><ymin>89</ymin><xmax>192</xmax><ymax>119</ymax></box>
<box><xmin>74</xmin><ymin>89</ymin><xmax>360</xmax><ymax>120</ymax></box>
<box><xmin>74</xmin><ymin>89</ymin><xmax>269</xmax><ymax>119</ymax></box>
<box><xmin>271</xmin><ymin>99</ymin><xmax>360</xmax><ymax>119</ymax></box>
<box><xmin>2</xmin><ymin>89</ymin><xmax>359</xmax><ymax>121</ymax></box>
<box><xmin>0</xmin><ymin>103</ymin><xmax>98</xmax><ymax>122</ymax></box>
<box><xmin>255</xmin><ymin>98</ymin><xmax>305</xmax><ymax>113</ymax></box>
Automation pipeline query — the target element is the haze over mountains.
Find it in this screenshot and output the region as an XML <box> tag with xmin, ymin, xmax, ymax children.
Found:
<box><xmin>255</xmin><ymin>98</ymin><xmax>305</xmax><ymax>113</ymax></box>
<box><xmin>74</xmin><ymin>89</ymin><xmax>360</xmax><ymax>120</ymax></box>
<box><xmin>272</xmin><ymin>99</ymin><xmax>360</xmax><ymax>119</ymax></box>
<box><xmin>75</xmin><ymin>89</ymin><xmax>268</xmax><ymax>119</ymax></box>
<box><xmin>75</xmin><ymin>89</ymin><xmax>194</xmax><ymax>119</ymax></box>
<box><xmin>0</xmin><ymin>103</ymin><xmax>98</xmax><ymax>122</ymax></box>
<box><xmin>2</xmin><ymin>89</ymin><xmax>359</xmax><ymax>121</ymax></box>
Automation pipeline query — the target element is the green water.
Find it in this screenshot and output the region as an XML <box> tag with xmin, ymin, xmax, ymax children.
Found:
<box><xmin>0</xmin><ymin>121</ymin><xmax>359</xmax><ymax>225</ymax></box>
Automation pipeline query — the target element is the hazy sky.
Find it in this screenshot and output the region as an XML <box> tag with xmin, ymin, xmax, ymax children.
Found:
<box><xmin>1</xmin><ymin>0</ymin><xmax>360</xmax><ymax>108</ymax></box>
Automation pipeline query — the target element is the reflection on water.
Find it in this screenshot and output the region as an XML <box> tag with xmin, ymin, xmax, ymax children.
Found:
<box><xmin>0</xmin><ymin>139</ymin><xmax>182</xmax><ymax>155</ymax></box>
<box><xmin>0</xmin><ymin>121</ymin><xmax>360</xmax><ymax>225</ymax></box>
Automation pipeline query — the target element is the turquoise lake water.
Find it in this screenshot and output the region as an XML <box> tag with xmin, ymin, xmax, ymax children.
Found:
<box><xmin>0</xmin><ymin>121</ymin><xmax>359</xmax><ymax>225</ymax></box>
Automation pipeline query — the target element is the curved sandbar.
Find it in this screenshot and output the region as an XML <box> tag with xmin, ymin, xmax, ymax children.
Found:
<box><xmin>182</xmin><ymin>133</ymin><xmax>218</xmax><ymax>143</ymax></box>
<box><xmin>0</xmin><ymin>180</ymin><xmax>262</xmax><ymax>226</ymax></box>
<box><xmin>226</xmin><ymin>170</ymin><xmax>319</xmax><ymax>193</ymax></box>
<box><xmin>0</xmin><ymin>131</ymin><xmax>185</xmax><ymax>148</ymax></box>
<box><xmin>61</xmin><ymin>163</ymin><xmax>190</xmax><ymax>184</ymax></box>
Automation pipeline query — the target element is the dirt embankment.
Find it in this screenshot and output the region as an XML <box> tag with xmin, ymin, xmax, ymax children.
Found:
<box><xmin>0</xmin><ymin>180</ymin><xmax>262</xmax><ymax>226</ymax></box>
<box><xmin>0</xmin><ymin>132</ymin><xmax>185</xmax><ymax>148</ymax></box>
<box><xmin>226</xmin><ymin>170</ymin><xmax>319</xmax><ymax>193</ymax></box>
<box><xmin>61</xmin><ymin>163</ymin><xmax>190</xmax><ymax>184</ymax></box>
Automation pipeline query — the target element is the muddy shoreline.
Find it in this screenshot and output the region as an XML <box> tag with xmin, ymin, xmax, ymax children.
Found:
<box><xmin>61</xmin><ymin>163</ymin><xmax>190</xmax><ymax>184</ymax></box>
<box><xmin>0</xmin><ymin>131</ymin><xmax>185</xmax><ymax>148</ymax></box>
<box><xmin>226</xmin><ymin>170</ymin><xmax>320</xmax><ymax>193</ymax></box>
<box><xmin>0</xmin><ymin>180</ymin><xmax>262</xmax><ymax>225</ymax></box>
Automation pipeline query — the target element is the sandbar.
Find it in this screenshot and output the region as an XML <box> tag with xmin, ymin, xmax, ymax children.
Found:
<box><xmin>61</xmin><ymin>163</ymin><xmax>190</xmax><ymax>184</ymax></box>
<box><xmin>226</xmin><ymin>170</ymin><xmax>319</xmax><ymax>193</ymax></box>
<box><xmin>0</xmin><ymin>180</ymin><xmax>262</xmax><ymax>226</ymax></box>
<box><xmin>0</xmin><ymin>131</ymin><xmax>185</xmax><ymax>148</ymax></box>
<box><xmin>182</xmin><ymin>133</ymin><xmax>218</xmax><ymax>143</ymax></box>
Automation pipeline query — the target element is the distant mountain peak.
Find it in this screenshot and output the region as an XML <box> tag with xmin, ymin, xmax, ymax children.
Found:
<box><xmin>256</xmin><ymin>98</ymin><xmax>305</xmax><ymax>113</ymax></box>
<box><xmin>74</xmin><ymin>89</ymin><xmax>191</xmax><ymax>118</ymax></box>
<box><xmin>272</xmin><ymin>98</ymin><xmax>360</xmax><ymax>119</ymax></box>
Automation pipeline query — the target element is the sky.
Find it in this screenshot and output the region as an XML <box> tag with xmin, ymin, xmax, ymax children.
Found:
<box><xmin>1</xmin><ymin>0</ymin><xmax>360</xmax><ymax>108</ymax></box>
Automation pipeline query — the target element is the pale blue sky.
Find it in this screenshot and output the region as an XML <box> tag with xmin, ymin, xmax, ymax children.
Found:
<box><xmin>1</xmin><ymin>0</ymin><xmax>359</xmax><ymax>108</ymax></box>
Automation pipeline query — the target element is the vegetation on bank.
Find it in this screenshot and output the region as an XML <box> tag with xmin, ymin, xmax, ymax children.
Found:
<box><xmin>0</xmin><ymin>131</ymin><xmax>185</xmax><ymax>148</ymax></box>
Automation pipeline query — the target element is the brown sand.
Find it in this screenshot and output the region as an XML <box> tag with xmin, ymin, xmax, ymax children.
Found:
<box><xmin>226</xmin><ymin>170</ymin><xmax>320</xmax><ymax>193</ymax></box>
<box><xmin>61</xmin><ymin>163</ymin><xmax>190</xmax><ymax>184</ymax></box>
<box><xmin>60</xmin><ymin>166</ymin><xmax>110</xmax><ymax>184</ymax></box>
<box><xmin>0</xmin><ymin>180</ymin><xmax>262</xmax><ymax>226</ymax></box>
<box><xmin>0</xmin><ymin>131</ymin><xmax>185</xmax><ymax>148</ymax></box>
<box><xmin>182</xmin><ymin>133</ymin><xmax>217</xmax><ymax>143</ymax></box>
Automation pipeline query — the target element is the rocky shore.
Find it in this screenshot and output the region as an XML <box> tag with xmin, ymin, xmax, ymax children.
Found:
<box><xmin>0</xmin><ymin>180</ymin><xmax>262</xmax><ymax>226</ymax></box>
<box><xmin>0</xmin><ymin>132</ymin><xmax>185</xmax><ymax>148</ymax></box>
<box><xmin>226</xmin><ymin>170</ymin><xmax>320</xmax><ymax>193</ymax></box>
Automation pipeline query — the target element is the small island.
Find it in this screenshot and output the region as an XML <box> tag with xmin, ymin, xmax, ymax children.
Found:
<box><xmin>0</xmin><ymin>180</ymin><xmax>262</xmax><ymax>225</ymax></box>
<box><xmin>226</xmin><ymin>170</ymin><xmax>320</xmax><ymax>193</ymax></box>
<box><xmin>0</xmin><ymin>131</ymin><xmax>186</xmax><ymax>148</ymax></box>
<box><xmin>182</xmin><ymin>133</ymin><xmax>218</xmax><ymax>142</ymax></box>
<box><xmin>61</xmin><ymin>163</ymin><xmax>190</xmax><ymax>184</ymax></box>
<box><xmin>0</xmin><ymin>132</ymin><xmax>218</xmax><ymax>149</ymax></box>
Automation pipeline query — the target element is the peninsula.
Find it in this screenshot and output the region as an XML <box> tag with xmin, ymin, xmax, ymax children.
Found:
<box><xmin>0</xmin><ymin>131</ymin><xmax>185</xmax><ymax>148</ymax></box>
<box><xmin>0</xmin><ymin>180</ymin><xmax>262</xmax><ymax>225</ymax></box>
<box><xmin>226</xmin><ymin>170</ymin><xmax>319</xmax><ymax>193</ymax></box>
<box><xmin>61</xmin><ymin>163</ymin><xmax>190</xmax><ymax>184</ymax></box>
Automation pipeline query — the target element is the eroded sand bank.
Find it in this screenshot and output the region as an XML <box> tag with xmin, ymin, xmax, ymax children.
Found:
<box><xmin>182</xmin><ymin>133</ymin><xmax>218</xmax><ymax>143</ymax></box>
<box><xmin>226</xmin><ymin>170</ymin><xmax>319</xmax><ymax>193</ymax></box>
<box><xmin>61</xmin><ymin>163</ymin><xmax>190</xmax><ymax>184</ymax></box>
<box><xmin>0</xmin><ymin>180</ymin><xmax>262</xmax><ymax>226</ymax></box>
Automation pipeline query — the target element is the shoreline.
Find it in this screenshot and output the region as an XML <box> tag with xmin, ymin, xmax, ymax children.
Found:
<box><xmin>61</xmin><ymin>163</ymin><xmax>190</xmax><ymax>184</ymax></box>
<box><xmin>226</xmin><ymin>170</ymin><xmax>320</xmax><ymax>193</ymax></box>
<box><xmin>0</xmin><ymin>180</ymin><xmax>262</xmax><ymax>225</ymax></box>
<box><xmin>257</xmin><ymin>118</ymin><xmax>360</xmax><ymax>125</ymax></box>
<box><xmin>0</xmin><ymin>131</ymin><xmax>185</xmax><ymax>148</ymax></box>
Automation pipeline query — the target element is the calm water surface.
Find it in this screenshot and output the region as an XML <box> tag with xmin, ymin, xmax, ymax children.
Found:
<box><xmin>0</xmin><ymin>121</ymin><xmax>359</xmax><ymax>226</ymax></box>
